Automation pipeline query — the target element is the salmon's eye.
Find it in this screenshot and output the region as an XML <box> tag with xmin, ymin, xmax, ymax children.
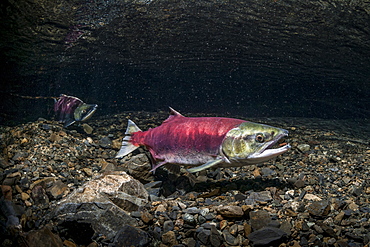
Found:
<box><xmin>255</xmin><ymin>133</ymin><xmax>265</xmax><ymax>143</ymax></box>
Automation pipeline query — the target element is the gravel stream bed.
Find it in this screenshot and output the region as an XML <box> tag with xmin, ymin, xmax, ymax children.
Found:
<box><xmin>0</xmin><ymin>111</ymin><xmax>369</xmax><ymax>247</ymax></box>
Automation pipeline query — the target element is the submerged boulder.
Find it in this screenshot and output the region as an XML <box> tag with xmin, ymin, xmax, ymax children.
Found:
<box><xmin>49</xmin><ymin>171</ymin><xmax>149</xmax><ymax>241</ymax></box>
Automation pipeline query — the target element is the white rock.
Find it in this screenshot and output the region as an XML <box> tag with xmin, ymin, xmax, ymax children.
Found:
<box><xmin>304</xmin><ymin>194</ymin><xmax>322</xmax><ymax>201</ymax></box>
<box><xmin>51</xmin><ymin>171</ymin><xmax>149</xmax><ymax>240</ymax></box>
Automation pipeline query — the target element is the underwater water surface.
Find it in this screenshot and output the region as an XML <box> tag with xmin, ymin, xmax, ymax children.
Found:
<box><xmin>0</xmin><ymin>0</ymin><xmax>369</xmax><ymax>125</ymax></box>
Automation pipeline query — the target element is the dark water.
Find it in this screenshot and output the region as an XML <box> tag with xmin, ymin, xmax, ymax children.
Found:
<box><xmin>0</xmin><ymin>0</ymin><xmax>369</xmax><ymax>125</ymax></box>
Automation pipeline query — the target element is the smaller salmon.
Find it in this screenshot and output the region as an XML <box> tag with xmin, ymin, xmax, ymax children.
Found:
<box><xmin>54</xmin><ymin>94</ymin><xmax>97</xmax><ymax>127</ymax></box>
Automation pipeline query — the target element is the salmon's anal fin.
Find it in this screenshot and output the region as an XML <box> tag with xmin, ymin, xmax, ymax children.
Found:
<box><xmin>187</xmin><ymin>159</ymin><xmax>224</xmax><ymax>173</ymax></box>
<box><xmin>115</xmin><ymin>120</ymin><xmax>142</xmax><ymax>158</ymax></box>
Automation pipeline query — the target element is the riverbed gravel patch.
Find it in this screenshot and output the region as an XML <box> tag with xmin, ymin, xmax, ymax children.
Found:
<box><xmin>1</xmin><ymin>111</ymin><xmax>369</xmax><ymax>246</ymax></box>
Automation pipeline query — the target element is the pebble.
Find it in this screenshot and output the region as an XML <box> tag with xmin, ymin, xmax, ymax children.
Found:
<box><xmin>307</xmin><ymin>200</ymin><xmax>331</xmax><ymax>217</ymax></box>
<box><xmin>245</xmin><ymin>191</ymin><xmax>272</xmax><ymax>205</ymax></box>
<box><xmin>200</xmin><ymin>208</ymin><xmax>209</xmax><ymax>216</ymax></box>
<box><xmin>49</xmin><ymin>133</ymin><xmax>61</xmax><ymax>142</ymax></box>
<box><xmin>216</xmin><ymin>206</ymin><xmax>244</xmax><ymax>217</ymax></box>
<box><xmin>197</xmin><ymin>228</ymin><xmax>211</xmax><ymax>245</ymax></box>
<box><xmin>25</xmin><ymin>200</ymin><xmax>33</xmax><ymax>207</ymax></box>
<box><xmin>294</xmin><ymin>179</ymin><xmax>305</xmax><ymax>188</ymax></box>
<box><xmin>334</xmin><ymin>210</ymin><xmax>345</xmax><ymax>224</ymax></box>
<box><xmin>63</xmin><ymin>240</ymin><xmax>77</xmax><ymax>247</ymax></box>
<box><xmin>47</xmin><ymin>180</ymin><xmax>69</xmax><ymax>199</ymax></box>
<box><xmin>183</xmin><ymin>207</ymin><xmax>201</xmax><ymax>214</ymax></box>
<box><xmin>163</xmin><ymin>220</ymin><xmax>174</xmax><ymax>232</ymax></box>
<box><xmin>161</xmin><ymin>230</ymin><xmax>178</xmax><ymax>246</ymax></box>
<box><xmin>249</xmin><ymin>210</ymin><xmax>271</xmax><ymax>230</ymax></box>
<box><xmin>82</xmin><ymin>124</ymin><xmax>93</xmax><ymax>134</ymax></box>
<box><xmin>98</xmin><ymin>136</ymin><xmax>112</xmax><ymax>148</ymax></box>
<box><xmin>21</xmin><ymin>192</ymin><xmax>30</xmax><ymax>201</ymax></box>
<box><xmin>141</xmin><ymin>211</ymin><xmax>153</xmax><ymax>224</ymax></box>
<box><xmin>304</xmin><ymin>193</ymin><xmax>322</xmax><ymax>201</ymax></box>
<box><xmin>201</xmin><ymin>222</ymin><xmax>217</xmax><ymax>229</ymax></box>
<box><xmin>31</xmin><ymin>185</ymin><xmax>49</xmax><ymax>206</ymax></box>
<box><xmin>247</xmin><ymin>227</ymin><xmax>287</xmax><ymax>246</ymax></box>
<box><xmin>155</xmin><ymin>204</ymin><xmax>166</xmax><ymax>213</ymax></box>
<box><xmin>222</xmin><ymin>229</ymin><xmax>239</xmax><ymax>246</ymax></box>
<box><xmin>260</xmin><ymin>167</ymin><xmax>276</xmax><ymax>176</ymax></box>
<box><xmin>210</xmin><ymin>225</ymin><xmax>223</xmax><ymax>247</ymax></box>
<box><xmin>183</xmin><ymin>213</ymin><xmax>195</xmax><ymax>224</ymax></box>
<box><xmin>197</xmin><ymin>215</ymin><xmax>206</xmax><ymax>224</ymax></box>
<box><xmin>317</xmin><ymin>222</ymin><xmax>336</xmax><ymax>238</ymax></box>
<box><xmin>234</xmin><ymin>193</ymin><xmax>247</xmax><ymax>201</ymax></box>
<box><xmin>297</xmin><ymin>144</ymin><xmax>311</xmax><ymax>152</ymax></box>
<box><xmin>169</xmin><ymin>211</ymin><xmax>177</xmax><ymax>220</ymax></box>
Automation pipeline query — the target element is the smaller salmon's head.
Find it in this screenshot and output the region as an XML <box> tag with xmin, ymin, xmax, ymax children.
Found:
<box><xmin>74</xmin><ymin>103</ymin><xmax>98</xmax><ymax>122</ymax></box>
<box><xmin>222</xmin><ymin>122</ymin><xmax>290</xmax><ymax>164</ymax></box>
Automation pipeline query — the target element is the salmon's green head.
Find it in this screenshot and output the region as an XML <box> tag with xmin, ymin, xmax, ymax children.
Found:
<box><xmin>221</xmin><ymin>122</ymin><xmax>290</xmax><ymax>164</ymax></box>
<box><xmin>74</xmin><ymin>103</ymin><xmax>98</xmax><ymax>122</ymax></box>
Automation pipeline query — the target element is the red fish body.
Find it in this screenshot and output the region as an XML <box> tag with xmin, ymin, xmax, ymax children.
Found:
<box><xmin>116</xmin><ymin>108</ymin><xmax>290</xmax><ymax>173</ymax></box>
<box><xmin>130</xmin><ymin>115</ymin><xmax>245</xmax><ymax>170</ymax></box>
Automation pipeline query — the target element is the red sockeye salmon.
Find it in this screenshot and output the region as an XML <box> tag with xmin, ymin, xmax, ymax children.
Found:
<box><xmin>116</xmin><ymin>108</ymin><xmax>290</xmax><ymax>173</ymax></box>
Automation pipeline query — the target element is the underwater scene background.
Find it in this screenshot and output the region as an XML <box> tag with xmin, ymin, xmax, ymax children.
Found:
<box><xmin>1</xmin><ymin>1</ymin><xmax>370</xmax><ymax>246</ymax></box>
<box><xmin>0</xmin><ymin>0</ymin><xmax>369</xmax><ymax>124</ymax></box>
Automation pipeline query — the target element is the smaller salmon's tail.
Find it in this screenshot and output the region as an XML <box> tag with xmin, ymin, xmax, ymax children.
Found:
<box><xmin>116</xmin><ymin>120</ymin><xmax>142</xmax><ymax>158</ymax></box>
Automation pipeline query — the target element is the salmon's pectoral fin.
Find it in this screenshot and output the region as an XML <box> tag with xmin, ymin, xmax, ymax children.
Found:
<box><xmin>63</xmin><ymin>119</ymin><xmax>76</xmax><ymax>127</ymax></box>
<box><xmin>187</xmin><ymin>159</ymin><xmax>224</xmax><ymax>173</ymax></box>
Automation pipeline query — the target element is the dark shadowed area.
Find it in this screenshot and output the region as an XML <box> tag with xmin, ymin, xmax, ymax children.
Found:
<box><xmin>0</xmin><ymin>0</ymin><xmax>369</xmax><ymax>125</ymax></box>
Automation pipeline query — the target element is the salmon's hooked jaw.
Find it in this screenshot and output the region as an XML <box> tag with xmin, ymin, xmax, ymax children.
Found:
<box><xmin>221</xmin><ymin>122</ymin><xmax>290</xmax><ymax>165</ymax></box>
<box><xmin>74</xmin><ymin>103</ymin><xmax>98</xmax><ymax>122</ymax></box>
<box><xmin>246</xmin><ymin>131</ymin><xmax>290</xmax><ymax>163</ymax></box>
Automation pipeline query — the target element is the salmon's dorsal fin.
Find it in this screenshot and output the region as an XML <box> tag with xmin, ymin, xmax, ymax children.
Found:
<box><xmin>163</xmin><ymin>107</ymin><xmax>185</xmax><ymax>123</ymax></box>
<box><xmin>169</xmin><ymin>107</ymin><xmax>183</xmax><ymax>117</ymax></box>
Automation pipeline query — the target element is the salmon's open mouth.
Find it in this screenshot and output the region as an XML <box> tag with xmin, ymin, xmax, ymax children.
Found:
<box><xmin>248</xmin><ymin>132</ymin><xmax>290</xmax><ymax>161</ymax></box>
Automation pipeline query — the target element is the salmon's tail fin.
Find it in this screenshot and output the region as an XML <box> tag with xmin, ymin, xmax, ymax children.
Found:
<box><xmin>116</xmin><ymin>120</ymin><xmax>142</xmax><ymax>158</ymax></box>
